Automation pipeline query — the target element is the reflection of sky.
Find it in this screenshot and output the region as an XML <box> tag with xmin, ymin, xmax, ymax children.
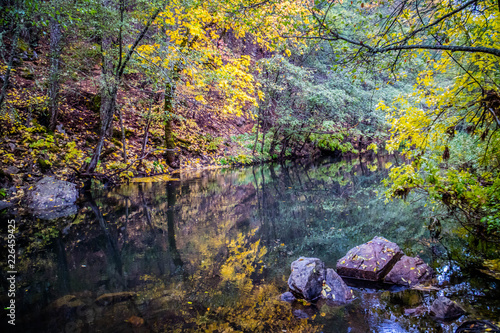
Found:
<box><xmin>376</xmin><ymin>319</ymin><xmax>412</xmax><ymax>333</ymax></box>
<box><xmin>436</xmin><ymin>264</ymin><xmax>453</xmax><ymax>285</ymax></box>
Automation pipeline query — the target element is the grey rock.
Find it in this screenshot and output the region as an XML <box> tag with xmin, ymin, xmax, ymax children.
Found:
<box><xmin>384</xmin><ymin>255</ymin><xmax>433</xmax><ymax>287</ymax></box>
<box><xmin>430</xmin><ymin>296</ymin><xmax>465</xmax><ymax>320</ymax></box>
<box><xmin>235</xmin><ymin>116</ymin><xmax>246</xmax><ymax>127</ymax></box>
<box><xmin>35</xmin><ymin>204</ymin><xmax>78</xmax><ymax>220</ymax></box>
<box><xmin>26</xmin><ymin>176</ymin><xmax>78</xmax><ymax>211</ymax></box>
<box><xmin>293</xmin><ymin>308</ymin><xmax>314</xmax><ymax>319</ymax></box>
<box><xmin>404</xmin><ymin>305</ymin><xmax>426</xmax><ymax>316</ymax></box>
<box><xmin>0</xmin><ymin>201</ymin><xmax>13</xmax><ymax>212</ymax></box>
<box><xmin>337</xmin><ymin>236</ymin><xmax>403</xmax><ymax>281</ymax></box>
<box><xmin>320</xmin><ymin>268</ymin><xmax>353</xmax><ymax>304</ymax></box>
<box><xmin>5</xmin><ymin>165</ymin><xmax>19</xmax><ymax>174</ymax></box>
<box><xmin>288</xmin><ymin>257</ymin><xmax>326</xmax><ymax>301</ymax></box>
<box><xmin>280</xmin><ymin>291</ymin><xmax>296</xmax><ymax>303</ymax></box>
<box><xmin>56</xmin><ymin>124</ymin><xmax>66</xmax><ymax>134</ymax></box>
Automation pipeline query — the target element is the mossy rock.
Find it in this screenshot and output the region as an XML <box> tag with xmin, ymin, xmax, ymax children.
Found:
<box><xmin>101</xmin><ymin>145</ymin><xmax>118</xmax><ymax>159</ymax></box>
<box><xmin>0</xmin><ymin>169</ymin><xmax>13</xmax><ymax>188</ymax></box>
<box><xmin>150</xmin><ymin>135</ymin><xmax>163</xmax><ymax>145</ymax></box>
<box><xmin>37</xmin><ymin>158</ymin><xmax>52</xmax><ymax>172</ymax></box>
<box><xmin>85</xmin><ymin>135</ymin><xmax>97</xmax><ymax>144</ymax></box>
<box><xmin>110</xmin><ymin>137</ymin><xmax>123</xmax><ymax>147</ymax></box>
<box><xmin>20</xmin><ymin>68</ymin><xmax>35</xmax><ymax>80</ymax></box>
<box><xmin>112</xmin><ymin>128</ymin><xmax>134</xmax><ymax>139</ymax></box>
<box><xmin>18</xmin><ymin>39</ymin><xmax>31</xmax><ymax>53</ymax></box>
<box><xmin>86</xmin><ymin>94</ymin><xmax>101</xmax><ymax>113</ymax></box>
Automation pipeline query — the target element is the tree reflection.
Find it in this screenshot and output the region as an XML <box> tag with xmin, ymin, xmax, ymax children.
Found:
<box><xmin>11</xmin><ymin>156</ymin><xmax>500</xmax><ymax>332</ymax></box>
<box><xmin>167</xmin><ymin>181</ymin><xmax>184</xmax><ymax>271</ymax></box>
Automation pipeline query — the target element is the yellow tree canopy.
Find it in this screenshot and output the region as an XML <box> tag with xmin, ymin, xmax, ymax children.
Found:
<box><xmin>135</xmin><ymin>0</ymin><xmax>313</xmax><ymax>117</ymax></box>
<box><xmin>370</xmin><ymin>0</ymin><xmax>500</xmax><ymax>231</ymax></box>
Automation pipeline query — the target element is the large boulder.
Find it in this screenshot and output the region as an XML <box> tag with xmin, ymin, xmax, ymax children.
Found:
<box><xmin>320</xmin><ymin>268</ymin><xmax>353</xmax><ymax>304</ymax></box>
<box><xmin>288</xmin><ymin>257</ymin><xmax>326</xmax><ymax>301</ymax></box>
<box><xmin>26</xmin><ymin>177</ymin><xmax>78</xmax><ymax>219</ymax></box>
<box><xmin>430</xmin><ymin>296</ymin><xmax>465</xmax><ymax>320</ymax></box>
<box><xmin>384</xmin><ymin>255</ymin><xmax>433</xmax><ymax>287</ymax></box>
<box><xmin>337</xmin><ymin>236</ymin><xmax>403</xmax><ymax>281</ymax></box>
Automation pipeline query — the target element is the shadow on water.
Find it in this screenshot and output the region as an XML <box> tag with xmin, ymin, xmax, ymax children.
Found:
<box><xmin>1</xmin><ymin>154</ymin><xmax>499</xmax><ymax>332</ymax></box>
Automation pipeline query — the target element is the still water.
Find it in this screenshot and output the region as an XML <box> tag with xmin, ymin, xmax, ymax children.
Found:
<box><xmin>2</xmin><ymin>155</ymin><xmax>500</xmax><ymax>332</ymax></box>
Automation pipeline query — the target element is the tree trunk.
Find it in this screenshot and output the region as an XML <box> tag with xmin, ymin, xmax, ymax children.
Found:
<box><xmin>83</xmin><ymin>0</ymin><xmax>161</xmax><ymax>175</ymax></box>
<box><xmin>167</xmin><ymin>181</ymin><xmax>183</xmax><ymax>269</ymax></box>
<box><xmin>164</xmin><ymin>79</ymin><xmax>178</xmax><ymax>168</ymax></box>
<box><xmin>118</xmin><ymin>107</ymin><xmax>127</xmax><ymax>162</ymax></box>
<box><xmin>85</xmin><ymin>0</ymin><xmax>115</xmax><ymax>174</ymax></box>
<box><xmin>139</xmin><ymin>101</ymin><xmax>153</xmax><ymax>169</ymax></box>
<box><xmin>269</xmin><ymin>128</ymin><xmax>280</xmax><ymax>158</ymax></box>
<box><xmin>48</xmin><ymin>10</ymin><xmax>62</xmax><ymax>132</ymax></box>
<box><xmin>0</xmin><ymin>24</ymin><xmax>20</xmax><ymax>111</ymax></box>
<box><xmin>86</xmin><ymin>84</ymin><xmax>117</xmax><ymax>173</ymax></box>
<box><xmin>261</xmin><ymin>130</ymin><xmax>266</xmax><ymax>155</ymax></box>
<box><xmin>253</xmin><ymin>119</ymin><xmax>260</xmax><ymax>155</ymax></box>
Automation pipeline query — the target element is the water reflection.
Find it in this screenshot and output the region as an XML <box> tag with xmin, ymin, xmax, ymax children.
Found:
<box><xmin>2</xmin><ymin>155</ymin><xmax>500</xmax><ymax>332</ymax></box>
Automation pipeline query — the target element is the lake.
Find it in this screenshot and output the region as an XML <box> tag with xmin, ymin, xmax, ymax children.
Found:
<box><xmin>3</xmin><ymin>155</ymin><xmax>499</xmax><ymax>332</ymax></box>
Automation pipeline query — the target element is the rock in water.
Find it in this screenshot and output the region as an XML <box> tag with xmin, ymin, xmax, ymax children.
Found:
<box><xmin>0</xmin><ymin>200</ymin><xmax>13</xmax><ymax>212</ymax></box>
<box><xmin>280</xmin><ymin>291</ymin><xmax>297</xmax><ymax>303</ymax></box>
<box><xmin>26</xmin><ymin>176</ymin><xmax>78</xmax><ymax>219</ymax></box>
<box><xmin>430</xmin><ymin>296</ymin><xmax>465</xmax><ymax>320</ymax></box>
<box><xmin>288</xmin><ymin>257</ymin><xmax>326</xmax><ymax>301</ymax></box>
<box><xmin>95</xmin><ymin>292</ymin><xmax>136</xmax><ymax>306</ymax></box>
<box><xmin>456</xmin><ymin>320</ymin><xmax>500</xmax><ymax>332</ymax></box>
<box><xmin>45</xmin><ymin>295</ymin><xmax>85</xmax><ymax>316</ymax></box>
<box><xmin>384</xmin><ymin>255</ymin><xmax>433</xmax><ymax>287</ymax></box>
<box><xmin>337</xmin><ymin>236</ymin><xmax>403</xmax><ymax>281</ymax></box>
<box><xmin>320</xmin><ymin>268</ymin><xmax>353</xmax><ymax>304</ymax></box>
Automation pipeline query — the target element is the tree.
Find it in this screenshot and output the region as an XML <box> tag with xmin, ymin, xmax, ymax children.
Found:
<box><xmin>133</xmin><ymin>0</ymin><xmax>313</xmax><ymax>167</ymax></box>
<box><xmin>310</xmin><ymin>0</ymin><xmax>500</xmax><ymax>234</ymax></box>
<box><xmin>83</xmin><ymin>0</ymin><xmax>165</xmax><ymax>175</ymax></box>
<box><xmin>0</xmin><ymin>0</ymin><xmax>25</xmax><ymax>110</ymax></box>
<box><xmin>310</xmin><ymin>0</ymin><xmax>500</xmax><ymax>58</ymax></box>
<box><xmin>47</xmin><ymin>0</ymin><xmax>63</xmax><ymax>132</ymax></box>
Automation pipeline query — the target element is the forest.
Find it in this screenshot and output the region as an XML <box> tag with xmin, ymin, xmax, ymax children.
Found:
<box><xmin>0</xmin><ymin>0</ymin><xmax>499</xmax><ymax>331</ymax></box>
<box><xmin>1</xmin><ymin>0</ymin><xmax>497</xmax><ymax>235</ymax></box>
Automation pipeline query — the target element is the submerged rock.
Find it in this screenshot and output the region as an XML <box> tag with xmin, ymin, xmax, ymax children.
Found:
<box><xmin>288</xmin><ymin>257</ymin><xmax>326</xmax><ymax>301</ymax></box>
<box><xmin>430</xmin><ymin>296</ymin><xmax>465</xmax><ymax>320</ymax></box>
<box><xmin>456</xmin><ymin>320</ymin><xmax>500</xmax><ymax>332</ymax></box>
<box><xmin>293</xmin><ymin>308</ymin><xmax>316</xmax><ymax>319</ymax></box>
<box><xmin>126</xmin><ymin>315</ymin><xmax>145</xmax><ymax>327</ymax></box>
<box><xmin>26</xmin><ymin>176</ymin><xmax>78</xmax><ymax>219</ymax></box>
<box><xmin>45</xmin><ymin>295</ymin><xmax>86</xmax><ymax>315</ymax></box>
<box><xmin>95</xmin><ymin>292</ymin><xmax>136</xmax><ymax>306</ymax></box>
<box><xmin>320</xmin><ymin>268</ymin><xmax>353</xmax><ymax>304</ymax></box>
<box><xmin>404</xmin><ymin>305</ymin><xmax>426</xmax><ymax>316</ymax></box>
<box><xmin>384</xmin><ymin>255</ymin><xmax>433</xmax><ymax>287</ymax></box>
<box><xmin>0</xmin><ymin>200</ymin><xmax>13</xmax><ymax>212</ymax></box>
<box><xmin>337</xmin><ymin>236</ymin><xmax>403</xmax><ymax>281</ymax></box>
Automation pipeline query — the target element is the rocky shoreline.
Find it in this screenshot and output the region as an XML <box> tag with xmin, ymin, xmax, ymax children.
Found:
<box><xmin>279</xmin><ymin>236</ymin><xmax>497</xmax><ymax>329</ymax></box>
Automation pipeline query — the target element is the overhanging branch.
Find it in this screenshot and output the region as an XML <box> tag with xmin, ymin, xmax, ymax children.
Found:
<box><xmin>371</xmin><ymin>44</ymin><xmax>500</xmax><ymax>58</ymax></box>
